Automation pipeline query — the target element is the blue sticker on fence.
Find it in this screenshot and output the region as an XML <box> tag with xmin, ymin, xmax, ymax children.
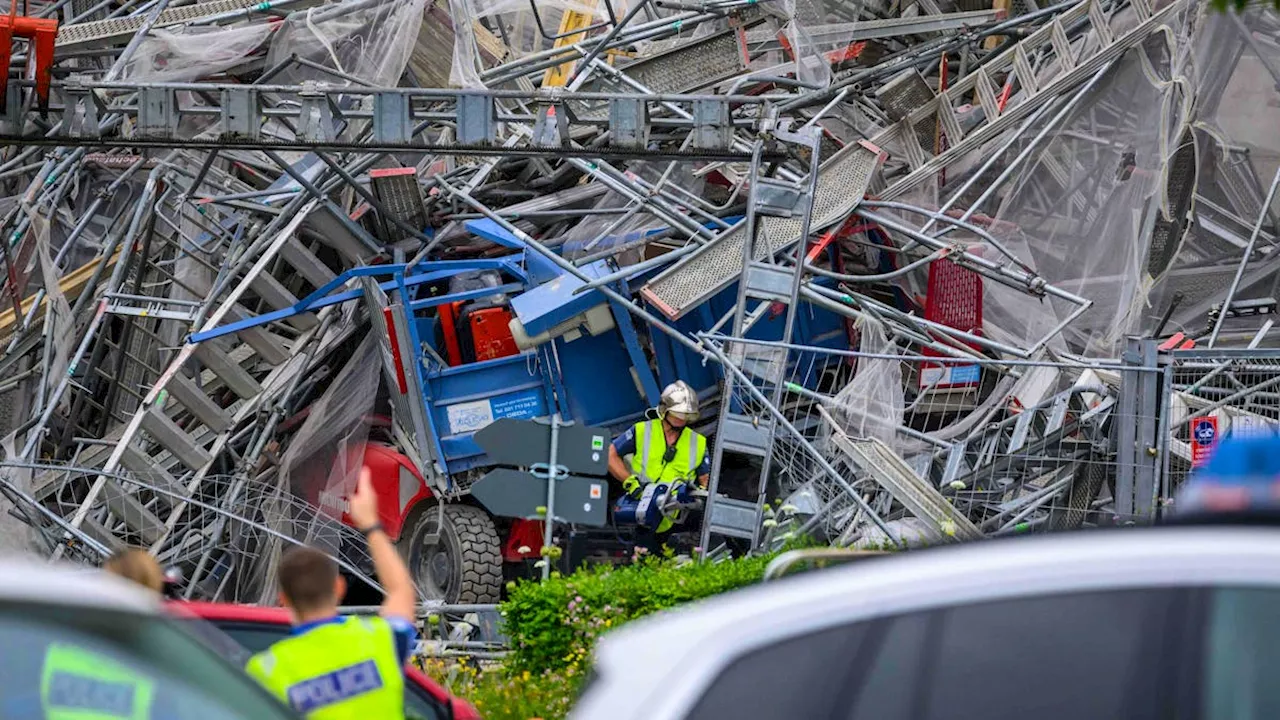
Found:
<box><xmin>1194</xmin><ymin>419</ymin><xmax>1217</xmax><ymax>446</ymax></box>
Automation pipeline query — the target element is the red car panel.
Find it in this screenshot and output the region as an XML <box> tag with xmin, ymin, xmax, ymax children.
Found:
<box><xmin>168</xmin><ymin>600</ymin><xmax>481</xmax><ymax>720</ymax></box>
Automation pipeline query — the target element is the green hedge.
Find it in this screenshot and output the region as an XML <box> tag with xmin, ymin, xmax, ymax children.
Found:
<box><xmin>501</xmin><ymin>551</ymin><xmax>778</xmax><ymax>674</ymax></box>
<box><xmin>422</xmin><ymin>551</ymin><xmax>781</xmax><ymax>719</ymax></box>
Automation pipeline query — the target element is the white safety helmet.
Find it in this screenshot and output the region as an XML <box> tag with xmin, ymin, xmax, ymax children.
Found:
<box><xmin>659</xmin><ymin>381</ymin><xmax>700</xmax><ymax>424</ymax></box>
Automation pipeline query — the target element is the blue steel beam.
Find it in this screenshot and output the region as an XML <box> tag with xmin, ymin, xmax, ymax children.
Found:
<box><xmin>188</xmin><ymin>257</ymin><xmax>529</xmax><ymax>344</ymax></box>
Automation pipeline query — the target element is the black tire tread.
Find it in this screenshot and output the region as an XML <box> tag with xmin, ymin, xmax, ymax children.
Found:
<box><xmin>401</xmin><ymin>503</ymin><xmax>503</xmax><ymax>604</ymax></box>
<box><xmin>446</xmin><ymin>504</ymin><xmax>503</xmax><ymax>604</ymax></box>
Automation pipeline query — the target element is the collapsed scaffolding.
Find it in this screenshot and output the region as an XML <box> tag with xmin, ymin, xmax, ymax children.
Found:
<box><xmin>0</xmin><ymin>0</ymin><xmax>1278</xmax><ymax>605</ymax></box>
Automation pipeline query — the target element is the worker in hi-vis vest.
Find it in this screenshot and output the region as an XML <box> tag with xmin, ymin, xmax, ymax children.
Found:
<box><xmin>246</xmin><ymin>469</ymin><xmax>417</xmax><ymax>719</ymax></box>
<box><xmin>608</xmin><ymin>380</ymin><xmax>710</xmax><ymax>550</ymax></box>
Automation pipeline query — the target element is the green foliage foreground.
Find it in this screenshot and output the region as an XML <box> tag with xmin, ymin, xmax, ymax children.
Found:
<box><xmin>419</xmin><ymin>551</ymin><xmax>778</xmax><ymax>720</ymax></box>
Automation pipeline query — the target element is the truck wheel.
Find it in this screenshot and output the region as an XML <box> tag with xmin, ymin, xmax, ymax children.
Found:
<box><xmin>400</xmin><ymin>503</ymin><xmax>503</xmax><ymax>604</ymax></box>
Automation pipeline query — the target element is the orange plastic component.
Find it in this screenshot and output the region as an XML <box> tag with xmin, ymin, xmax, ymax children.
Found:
<box><xmin>468</xmin><ymin>306</ymin><xmax>519</xmax><ymax>362</ymax></box>
<box><xmin>0</xmin><ymin>9</ymin><xmax>58</xmax><ymax>112</ymax></box>
<box><xmin>437</xmin><ymin>301</ymin><xmax>465</xmax><ymax>366</ymax></box>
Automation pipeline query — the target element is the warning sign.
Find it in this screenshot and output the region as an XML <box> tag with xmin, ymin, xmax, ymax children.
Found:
<box><xmin>1191</xmin><ymin>417</ymin><xmax>1218</xmax><ymax>468</ymax></box>
<box><xmin>589</xmin><ymin>484</ymin><xmax>602</xmax><ymax>500</ymax></box>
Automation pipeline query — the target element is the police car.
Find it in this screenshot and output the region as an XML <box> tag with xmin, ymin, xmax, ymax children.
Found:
<box><xmin>0</xmin><ymin>558</ymin><xmax>300</xmax><ymax>718</ymax></box>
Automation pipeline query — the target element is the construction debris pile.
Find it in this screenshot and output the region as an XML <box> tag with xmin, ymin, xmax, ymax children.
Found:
<box><xmin>1</xmin><ymin>0</ymin><xmax>1279</xmax><ymax>602</ymax></box>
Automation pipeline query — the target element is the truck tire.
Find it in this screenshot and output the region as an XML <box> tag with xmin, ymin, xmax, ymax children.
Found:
<box><xmin>400</xmin><ymin>503</ymin><xmax>503</xmax><ymax>604</ymax></box>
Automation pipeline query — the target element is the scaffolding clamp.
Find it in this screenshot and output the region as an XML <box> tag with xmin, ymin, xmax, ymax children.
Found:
<box><xmin>0</xmin><ymin>13</ymin><xmax>58</xmax><ymax>112</ymax></box>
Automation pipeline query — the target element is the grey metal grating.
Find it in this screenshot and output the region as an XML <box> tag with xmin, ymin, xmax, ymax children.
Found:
<box><xmin>878</xmin><ymin>69</ymin><xmax>939</xmax><ymax>156</ymax></box>
<box><xmin>574</xmin><ymin>28</ymin><xmax>751</xmax><ymax>120</ymax></box>
<box><xmin>57</xmin><ymin>0</ymin><xmax>320</xmax><ymax>48</ymax></box>
<box><xmin>1148</xmin><ymin>129</ymin><xmax>1198</xmax><ymax>279</ymax></box>
<box><xmin>641</xmin><ymin>140</ymin><xmax>886</xmax><ymax>319</ymax></box>
<box><xmin>370</xmin><ymin>170</ymin><xmax>428</xmax><ymax>246</ymax></box>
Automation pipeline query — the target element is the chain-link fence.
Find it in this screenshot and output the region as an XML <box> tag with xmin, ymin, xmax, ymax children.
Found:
<box><xmin>1161</xmin><ymin>348</ymin><xmax>1280</xmax><ymax>511</ymax></box>
<box><xmin>0</xmin><ymin>460</ymin><xmax>385</xmax><ymax>604</ymax></box>
<box><xmin>706</xmin><ymin>333</ymin><xmax>1167</xmax><ymax>548</ymax></box>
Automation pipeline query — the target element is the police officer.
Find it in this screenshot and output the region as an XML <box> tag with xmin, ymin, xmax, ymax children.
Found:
<box><xmin>246</xmin><ymin>468</ymin><xmax>417</xmax><ymax>719</ymax></box>
<box><xmin>608</xmin><ymin>380</ymin><xmax>710</xmax><ymax>552</ymax></box>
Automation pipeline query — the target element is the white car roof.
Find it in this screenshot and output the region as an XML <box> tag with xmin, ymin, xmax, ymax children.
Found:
<box><xmin>580</xmin><ymin>527</ymin><xmax>1280</xmax><ymax>720</ymax></box>
<box><xmin>0</xmin><ymin>556</ymin><xmax>160</xmax><ymax>614</ymax></box>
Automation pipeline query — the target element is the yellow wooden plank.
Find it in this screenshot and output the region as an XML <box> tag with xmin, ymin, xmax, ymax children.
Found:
<box><xmin>0</xmin><ymin>251</ymin><xmax>120</xmax><ymax>341</ymax></box>
<box><xmin>542</xmin><ymin>0</ymin><xmax>601</xmax><ymax>88</ymax></box>
<box><xmin>984</xmin><ymin>0</ymin><xmax>1012</xmax><ymax>50</ymax></box>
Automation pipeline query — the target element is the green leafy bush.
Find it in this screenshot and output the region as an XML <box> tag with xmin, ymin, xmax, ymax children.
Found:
<box><xmin>417</xmin><ymin>658</ymin><xmax>584</xmax><ymax>720</ymax></box>
<box><xmin>501</xmin><ymin>550</ymin><xmax>778</xmax><ymax>674</ymax></box>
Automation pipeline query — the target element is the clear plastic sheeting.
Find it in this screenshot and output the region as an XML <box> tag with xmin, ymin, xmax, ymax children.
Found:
<box><xmin>266</xmin><ymin>0</ymin><xmax>427</xmax><ymax>88</ymax></box>
<box><xmin>782</xmin><ymin>0</ymin><xmax>836</xmax><ymax>89</ymax></box>
<box><xmin>929</xmin><ymin>31</ymin><xmax>1192</xmax><ymax>356</ymax></box>
<box><xmin>279</xmin><ymin>334</ymin><xmax>383</xmax><ymax>524</ymax></box>
<box><xmin>1141</xmin><ymin>7</ymin><xmax>1280</xmax><ymax>344</ymax></box>
<box><xmin>23</xmin><ymin>204</ymin><xmax>74</xmax><ymax>409</ymax></box>
<box><xmin>121</xmin><ymin>23</ymin><xmax>275</xmax><ymax>84</ymax></box>
<box><xmin>822</xmin><ymin>315</ymin><xmax>904</xmax><ymax>452</ymax></box>
<box><xmin>560</xmin><ymin>161</ymin><xmax>707</xmax><ymax>261</ymax></box>
<box><xmin>448</xmin><ymin>0</ymin><xmax>616</xmax><ymax>87</ymax></box>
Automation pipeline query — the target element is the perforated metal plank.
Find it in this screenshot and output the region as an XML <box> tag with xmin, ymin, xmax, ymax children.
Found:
<box><xmin>746</xmin><ymin>10</ymin><xmax>1003</xmax><ymax>49</ymax></box>
<box><xmin>832</xmin><ymin>434</ymin><xmax>984</xmax><ymax>540</ymax></box>
<box><xmin>575</xmin><ymin>27</ymin><xmax>752</xmax><ymax>120</ymax></box>
<box><xmin>369</xmin><ymin>168</ymin><xmax>428</xmax><ymax>246</ymax></box>
<box><xmin>1148</xmin><ymin>128</ymin><xmax>1197</xmax><ymax>279</ymax></box>
<box><xmin>641</xmin><ymin>140</ymin><xmax>887</xmax><ymax>320</ymax></box>
<box><xmin>56</xmin><ymin>0</ymin><xmax>322</xmax><ymax>48</ymax></box>
<box><xmin>878</xmin><ymin>69</ymin><xmax>939</xmax><ymax>158</ymax></box>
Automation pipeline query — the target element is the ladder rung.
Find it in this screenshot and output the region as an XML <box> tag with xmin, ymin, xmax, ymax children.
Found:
<box><xmin>744</xmin><ymin>263</ymin><xmax>799</xmax><ymax>303</ymax></box>
<box><xmin>718</xmin><ymin>413</ymin><xmax>775</xmax><ymax>455</ymax></box>
<box><xmin>248</xmin><ymin>272</ymin><xmax>319</xmax><ymax>331</ymax></box>
<box><xmin>192</xmin><ymin>342</ymin><xmax>263</xmax><ymax>400</ymax></box>
<box><xmin>165</xmin><ymin>371</ymin><xmax>233</xmax><ymax>433</ymax></box>
<box><xmin>185</xmin><ymin>275</ymin><xmax>291</xmax><ymax>366</ymax></box>
<box><xmin>280</xmin><ymin>237</ymin><xmax>337</xmax><ymax>290</ymax></box>
<box><xmin>707</xmin><ymin>523</ymin><xmax>757</xmax><ymax>540</ymax></box>
<box><xmin>80</xmin><ymin>516</ymin><xmax>125</xmax><ymax>551</ymax></box>
<box><xmin>101</xmin><ymin>480</ymin><xmax>165</xmax><ymax>544</ymax></box>
<box><xmin>139</xmin><ymin>407</ymin><xmax>213</xmax><ymax>471</ymax></box>
<box><xmin>119</xmin><ymin>445</ymin><xmax>187</xmax><ymax>499</ymax></box>
<box><xmin>706</xmin><ymin>496</ymin><xmax>762</xmax><ymax>537</ymax></box>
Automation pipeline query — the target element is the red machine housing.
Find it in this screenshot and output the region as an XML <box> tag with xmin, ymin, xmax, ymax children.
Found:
<box><xmin>325</xmin><ymin>441</ymin><xmax>539</xmax><ymax>564</ymax></box>
<box><xmin>466</xmin><ymin>306</ymin><xmax>520</xmax><ymax>362</ymax></box>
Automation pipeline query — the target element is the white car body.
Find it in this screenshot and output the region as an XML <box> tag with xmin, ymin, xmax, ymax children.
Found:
<box><xmin>571</xmin><ymin>527</ymin><xmax>1280</xmax><ymax>720</ymax></box>
<box><xmin>0</xmin><ymin>557</ymin><xmax>300</xmax><ymax>719</ymax></box>
<box><xmin>0</xmin><ymin>556</ymin><xmax>162</xmax><ymax>609</ymax></box>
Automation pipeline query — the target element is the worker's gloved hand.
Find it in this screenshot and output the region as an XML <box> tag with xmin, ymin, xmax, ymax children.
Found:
<box><xmin>623</xmin><ymin>475</ymin><xmax>643</xmax><ymax>500</ymax></box>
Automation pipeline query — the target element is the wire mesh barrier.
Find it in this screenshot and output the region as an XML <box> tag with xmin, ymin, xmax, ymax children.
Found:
<box><xmin>0</xmin><ymin>460</ymin><xmax>388</xmax><ymax>604</ymax></box>
<box><xmin>701</xmin><ymin>334</ymin><xmax>1167</xmax><ymax>550</ymax></box>
<box><xmin>1161</xmin><ymin>349</ymin><xmax>1280</xmax><ymax>512</ymax></box>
